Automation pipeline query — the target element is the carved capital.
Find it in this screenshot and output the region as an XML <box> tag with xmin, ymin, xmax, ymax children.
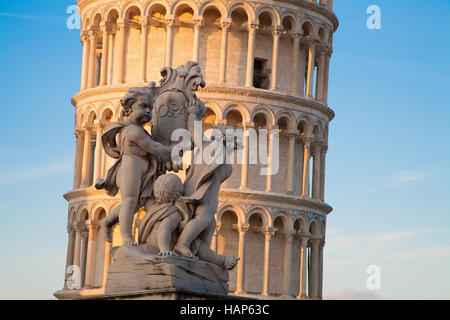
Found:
<box><xmin>74</xmin><ymin>129</ymin><xmax>84</xmax><ymax>139</ymax></box>
<box><xmin>85</xmin><ymin>219</ymin><xmax>98</xmax><ymax>229</ymax></box>
<box><xmin>67</xmin><ymin>225</ymin><xmax>76</xmax><ymax>235</ymax></box>
<box><xmin>272</xmin><ymin>26</ymin><xmax>282</xmax><ymax>38</ymax></box>
<box><xmin>321</xmin><ymin>145</ymin><xmax>329</xmax><ymax>154</ymax></box>
<box><xmin>263</xmin><ymin>227</ymin><xmax>275</xmax><ymax>238</ymax></box>
<box><xmin>88</xmin><ymin>28</ymin><xmax>99</xmax><ymax>37</ymax></box>
<box><xmin>291</xmin><ymin>32</ymin><xmax>303</xmax><ymax>43</ymax></box>
<box><xmin>302</xmin><ymin>136</ymin><xmax>314</xmax><ymax>147</ymax></box>
<box><xmin>117</xmin><ymin>19</ymin><xmax>130</xmax><ymax>30</ymax></box>
<box><xmin>221</xmin><ymin>21</ymin><xmax>232</xmax><ymax>31</ymax></box>
<box><xmin>140</xmin><ymin>16</ymin><xmax>149</xmax><ymax>27</ymax></box>
<box><xmin>238</xmin><ymin>223</ymin><xmax>250</xmax><ymax>233</ymax></box>
<box><xmin>193</xmin><ymin>18</ymin><xmax>204</xmax><ymax>28</ymax></box>
<box><xmin>310</xmin><ymin>238</ymin><xmax>322</xmax><ymax>247</ymax></box>
<box><xmin>165</xmin><ymin>19</ymin><xmax>175</xmax><ymax>28</ymax></box>
<box><xmin>248</xmin><ymin>23</ymin><xmax>259</xmax><ymax>33</ymax></box>
<box><xmin>80</xmin><ymin>31</ymin><xmax>89</xmax><ymax>42</ymax></box>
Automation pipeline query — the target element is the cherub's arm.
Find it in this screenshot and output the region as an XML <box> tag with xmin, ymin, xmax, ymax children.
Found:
<box><xmin>131</xmin><ymin>127</ymin><xmax>173</xmax><ymax>156</ymax></box>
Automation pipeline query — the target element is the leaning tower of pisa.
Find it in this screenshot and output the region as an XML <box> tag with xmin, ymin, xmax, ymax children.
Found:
<box><xmin>55</xmin><ymin>0</ymin><xmax>338</xmax><ymax>300</ymax></box>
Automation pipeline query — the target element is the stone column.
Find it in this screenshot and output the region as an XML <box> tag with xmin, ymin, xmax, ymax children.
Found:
<box><xmin>87</xmin><ymin>29</ymin><xmax>99</xmax><ymax>88</ymax></box>
<box><xmin>80</xmin><ymin>32</ymin><xmax>89</xmax><ymax>90</ymax></box>
<box><xmin>309</xmin><ymin>238</ymin><xmax>321</xmax><ymax>299</ymax></box>
<box><xmin>265</xmin><ymin>126</ymin><xmax>277</xmax><ymax>192</ymax></box>
<box><xmin>245</xmin><ymin>24</ymin><xmax>258</xmax><ymax>88</ymax></box>
<box><xmin>298</xmin><ymin>43</ymin><xmax>306</xmax><ymax>97</ymax></box>
<box><xmin>323</xmin><ymin>49</ymin><xmax>332</xmax><ymax>105</ymax></box>
<box><xmin>328</xmin><ymin>0</ymin><xmax>334</xmax><ymax>10</ymax></box>
<box><xmin>102</xmin><ymin>241</ymin><xmax>112</xmax><ymax>287</ymax></box>
<box><xmin>290</xmin><ymin>33</ymin><xmax>301</xmax><ymax>95</ymax></box>
<box><xmin>219</xmin><ymin>21</ymin><xmax>231</xmax><ymax>83</ymax></box>
<box><xmin>210</xmin><ymin>223</ymin><xmax>221</xmax><ymax>252</ymax></box>
<box><xmin>316</xmin><ymin>48</ymin><xmax>326</xmax><ymax>102</ymax></box>
<box><xmin>92</xmin><ymin>123</ymin><xmax>104</xmax><ymax>183</ymax></box>
<box><xmin>165</xmin><ymin>19</ymin><xmax>175</xmax><ymax>67</ymax></box>
<box><xmin>73</xmin><ymin>130</ymin><xmax>84</xmax><ymax>189</ymax></box>
<box><xmin>297</xmin><ymin>234</ymin><xmax>310</xmax><ymax>299</ymax></box>
<box><xmin>64</xmin><ymin>225</ymin><xmax>76</xmax><ymax>288</ymax></box>
<box><xmin>239</xmin><ymin>124</ymin><xmax>250</xmax><ymax>190</ymax></box>
<box><xmin>80</xmin><ymin>229</ymin><xmax>89</xmax><ymax>287</ymax></box>
<box><xmin>99</xmin><ymin>22</ymin><xmax>110</xmax><ymax>86</ymax></box>
<box><xmin>302</xmin><ymin>138</ymin><xmax>312</xmax><ymax>198</ymax></box>
<box><xmin>140</xmin><ymin>17</ymin><xmax>149</xmax><ymax>83</ymax></box>
<box><xmin>73</xmin><ymin>224</ymin><xmax>82</xmax><ymax>270</ymax></box>
<box><xmin>235</xmin><ymin>224</ymin><xmax>249</xmax><ymax>295</ymax></box>
<box><xmin>80</xmin><ymin>126</ymin><xmax>92</xmax><ymax>188</ymax></box>
<box><xmin>262</xmin><ymin>228</ymin><xmax>275</xmax><ymax>296</ymax></box>
<box><xmin>320</xmin><ymin>146</ymin><xmax>328</xmax><ymax>201</ymax></box>
<box><xmin>306</xmin><ymin>41</ymin><xmax>317</xmax><ymax>99</ymax></box>
<box><xmin>312</xmin><ymin>143</ymin><xmax>322</xmax><ymax>200</ymax></box>
<box><xmin>282</xmin><ymin>231</ymin><xmax>295</xmax><ymax>297</ymax></box>
<box><xmin>318</xmin><ymin>240</ymin><xmax>325</xmax><ymax>299</ymax></box>
<box><xmin>286</xmin><ymin>131</ymin><xmax>298</xmax><ymax>194</ymax></box>
<box><xmin>115</xmin><ymin>19</ymin><xmax>129</xmax><ymax>84</ymax></box>
<box><xmin>193</xmin><ymin>18</ymin><xmax>203</xmax><ymax>62</ymax></box>
<box><xmin>270</xmin><ymin>27</ymin><xmax>282</xmax><ymax>91</ymax></box>
<box><xmin>84</xmin><ymin>220</ymin><xmax>98</xmax><ymax>289</ymax></box>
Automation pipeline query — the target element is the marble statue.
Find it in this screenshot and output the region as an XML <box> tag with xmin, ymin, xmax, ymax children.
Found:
<box><xmin>97</xmin><ymin>62</ymin><xmax>239</xmax><ymax>277</ymax></box>
<box><xmin>95</xmin><ymin>86</ymin><xmax>173</xmax><ymax>247</ymax></box>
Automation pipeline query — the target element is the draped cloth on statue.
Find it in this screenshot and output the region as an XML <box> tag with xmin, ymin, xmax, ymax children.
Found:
<box><xmin>138</xmin><ymin>199</ymin><xmax>191</xmax><ymax>245</ymax></box>
<box><xmin>180</xmin><ymin>145</ymin><xmax>227</xmax><ymax>204</ymax></box>
<box><xmin>95</xmin><ymin>120</ymin><xmax>159</xmax><ymax>208</ymax></box>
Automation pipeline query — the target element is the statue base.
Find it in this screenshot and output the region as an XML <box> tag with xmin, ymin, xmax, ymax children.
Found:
<box><xmin>104</xmin><ymin>245</ymin><xmax>229</xmax><ymax>297</ymax></box>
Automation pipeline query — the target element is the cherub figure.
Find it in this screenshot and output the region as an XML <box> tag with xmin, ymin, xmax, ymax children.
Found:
<box><xmin>138</xmin><ymin>173</ymin><xmax>239</xmax><ymax>270</ymax></box>
<box><xmin>174</xmin><ymin>125</ymin><xmax>244</xmax><ymax>260</ymax></box>
<box><xmin>138</xmin><ymin>174</ymin><xmax>187</xmax><ymax>256</ymax></box>
<box><xmin>96</xmin><ymin>86</ymin><xmax>173</xmax><ymax>247</ymax></box>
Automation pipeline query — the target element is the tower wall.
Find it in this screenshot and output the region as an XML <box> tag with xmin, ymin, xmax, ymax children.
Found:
<box><xmin>58</xmin><ymin>0</ymin><xmax>338</xmax><ymax>300</ymax></box>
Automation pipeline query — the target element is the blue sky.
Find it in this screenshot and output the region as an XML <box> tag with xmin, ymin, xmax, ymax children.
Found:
<box><xmin>0</xmin><ymin>1</ymin><xmax>449</xmax><ymax>299</ymax></box>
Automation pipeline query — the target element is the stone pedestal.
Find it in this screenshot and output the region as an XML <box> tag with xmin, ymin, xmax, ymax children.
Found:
<box><xmin>104</xmin><ymin>245</ymin><xmax>229</xmax><ymax>297</ymax></box>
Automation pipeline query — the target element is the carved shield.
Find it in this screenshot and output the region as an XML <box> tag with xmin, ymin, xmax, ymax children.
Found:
<box><xmin>150</xmin><ymin>61</ymin><xmax>205</xmax><ymax>146</ymax></box>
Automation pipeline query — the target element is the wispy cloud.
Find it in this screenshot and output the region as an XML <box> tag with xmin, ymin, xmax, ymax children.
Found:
<box><xmin>0</xmin><ymin>160</ymin><xmax>73</xmax><ymax>184</ymax></box>
<box><xmin>326</xmin><ymin>229</ymin><xmax>447</xmax><ymax>262</ymax></box>
<box><xmin>390</xmin><ymin>171</ymin><xmax>425</xmax><ymax>188</ymax></box>
<box><xmin>0</xmin><ymin>12</ymin><xmax>65</xmax><ymax>23</ymax></box>
<box><xmin>386</xmin><ymin>246</ymin><xmax>450</xmax><ymax>259</ymax></box>
<box><xmin>368</xmin><ymin>229</ymin><xmax>436</xmax><ymax>242</ymax></box>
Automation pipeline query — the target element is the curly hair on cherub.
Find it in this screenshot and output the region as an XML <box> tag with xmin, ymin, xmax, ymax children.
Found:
<box><xmin>153</xmin><ymin>174</ymin><xmax>184</xmax><ymax>204</ymax></box>
<box><xmin>120</xmin><ymin>87</ymin><xmax>154</xmax><ymax>118</ymax></box>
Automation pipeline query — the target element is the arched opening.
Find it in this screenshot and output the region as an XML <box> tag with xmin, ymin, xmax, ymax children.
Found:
<box><xmin>105</xmin><ymin>9</ymin><xmax>119</xmax><ymax>85</ymax></box>
<box><xmin>270</xmin><ymin>216</ymin><xmax>286</xmax><ymax>296</ymax></box>
<box><xmin>245</xmin><ymin>212</ymin><xmax>266</xmax><ymax>294</ymax></box>
<box><xmin>217</xmin><ymin>210</ymin><xmax>239</xmax><ymax>292</ymax></box>
<box><xmin>92</xmin><ymin>209</ymin><xmax>106</xmax><ymax>288</ymax></box>
<box><xmin>123</xmin><ymin>6</ymin><xmax>142</xmax><ymax>83</ymax></box>
<box><xmin>229</xmin><ymin>7</ymin><xmax>249</xmax><ymax>86</ymax></box>
<box><xmin>253</xmin><ymin>11</ymin><xmax>273</xmax><ymax>89</ymax></box>
<box><xmin>225</xmin><ymin>109</ymin><xmax>244</xmax><ymax>128</ymax></box>
<box><xmin>202</xmin><ymin>107</ymin><xmax>217</xmax><ymax>129</ymax></box>
<box><xmin>147</xmin><ymin>5</ymin><xmax>167</xmax><ymax>82</ymax></box>
<box><xmin>173</xmin><ymin>4</ymin><xmax>194</xmax><ymax>68</ymax></box>
<box><xmin>200</xmin><ymin>6</ymin><xmax>222</xmax><ymax>84</ymax></box>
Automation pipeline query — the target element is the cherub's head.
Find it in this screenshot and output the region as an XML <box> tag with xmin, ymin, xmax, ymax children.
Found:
<box><xmin>153</xmin><ymin>174</ymin><xmax>184</xmax><ymax>203</ymax></box>
<box><xmin>120</xmin><ymin>87</ymin><xmax>154</xmax><ymax>126</ymax></box>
